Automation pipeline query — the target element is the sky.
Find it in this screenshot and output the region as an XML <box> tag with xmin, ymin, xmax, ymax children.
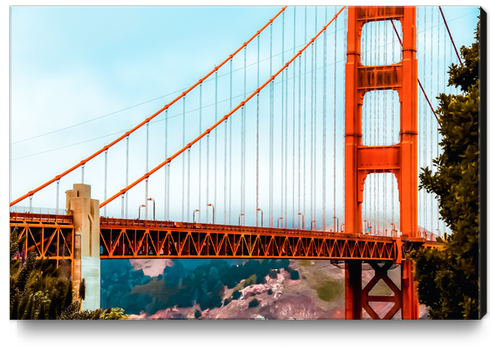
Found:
<box><xmin>5</xmin><ymin>0</ymin><xmax>488</xmax><ymax>345</ymax></box>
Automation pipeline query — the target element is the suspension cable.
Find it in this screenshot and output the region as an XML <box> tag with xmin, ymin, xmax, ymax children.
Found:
<box><xmin>439</xmin><ymin>6</ymin><xmax>463</xmax><ymax>65</ymax></box>
<box><xmin>10</xmin><ymin>6</ymin><xmax>287</xmax><ymax>207</ymax></box>
<box><xmin>100</xmin><ymin>6</ymin><xmax>346</xmax><ymax>209</ymax></box>
<box><xmin>390</xmin><ymin>19</ymin><xmax>438</xmax><ymax>121</ymax></box>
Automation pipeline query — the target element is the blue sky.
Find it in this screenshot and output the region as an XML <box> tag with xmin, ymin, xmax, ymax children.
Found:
<box><xmin>8</xmin><ymin>4</ymin><xmax>480</xmax><ymax>228</ymax></box>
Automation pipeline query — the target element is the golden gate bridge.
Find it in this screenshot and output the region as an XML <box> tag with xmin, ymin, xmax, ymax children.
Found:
<box><xmin>10</xmin><ymin>6</ymin><xmax>469</xmax><ymax>319</ymax></box>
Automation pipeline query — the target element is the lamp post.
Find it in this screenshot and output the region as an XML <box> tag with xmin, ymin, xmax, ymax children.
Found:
<box><xmin>207</xmin><ymin>204</ymin><xmax>215</xmax><ymax>224</ymax></box>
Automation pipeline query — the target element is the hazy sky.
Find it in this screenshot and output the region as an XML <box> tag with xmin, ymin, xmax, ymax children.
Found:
<box><xmin>8</xmin><ymin>4</ymin><xmax>480</xmax><ymax>227</ymax></box>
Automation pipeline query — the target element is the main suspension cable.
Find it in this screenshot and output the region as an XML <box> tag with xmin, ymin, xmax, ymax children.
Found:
<box><xmin>10</xmin><ymin>6</ymin><xmax>287</xmax><ymax>208</ymax></box>
<box><xmin>99</xmin><ymin>6</ymin><xmax>346</xmax><ymax>209</ymax></box>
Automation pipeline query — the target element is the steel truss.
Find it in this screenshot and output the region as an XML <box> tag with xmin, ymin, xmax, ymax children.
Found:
<box><xmin>10</xmin><ymin>212</ymin><xmax>74</xmax><ymax>274</ymax></box>
<box><xmin>98</xmin><ymin>217</ymin><xmax>435</xmax><ymax>261</ymax></box>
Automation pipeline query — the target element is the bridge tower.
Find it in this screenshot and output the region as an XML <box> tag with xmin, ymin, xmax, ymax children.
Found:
<box><xmin>344</xmin><ymin>6</ymin><xmax>419</xmax><ymax>319</ymax></box>
<box><xmin>66</xmin><ymin>184</ymin><xmax>101</xmax><ymax>310</ymax></box>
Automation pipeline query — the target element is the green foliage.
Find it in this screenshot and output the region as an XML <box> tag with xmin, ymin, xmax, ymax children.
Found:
<box><xmin>248</xmin><ymin>298</ymin><xmax>260</xmax><ymax>308</ymax></box>
<box><xmin>100</xmin><ymin>258</ymin><xmax>292</xmax><ymax>315</ymax></box>
<box><xmin>290</xmin><ymin>270</ymin><xmax>300</xmax><ymax>280</ymax></box>
<box><xmin>79</xmin><ymin>278</ymin><xmax>86</xmax><ymax>301</ymax></box>
<box><xmin>410</xmin><ymin>17</ymin><xmax>481</xmax><ymax>320</ymax></box>
<box><xmin>298</xmin><ymin>260</ymin><xmax>311</xmax><ymax>267</ymax></box>
<box><xmin>232</xmin><ymin>290</ymin><xmax>241</xmax><ymax>300</ymax></box>
<box><xmin>243</xmin><ymin>274</ymin><xmax>257</xmax><ymax>287</ymax></box>
<box><xmin>268</xmin><ymin>270</ymin><xmax>278</xmax><ymax>279</ymax></box>
<box><xmin>315</xmin><ymin>280</ymin><xmax>342</xmax><ymax>302</ymax></box>
<box><xmin>10</xmin><ymin>226</ymin><xmax>127</xmax><ymax>320</ymax></box>
<box><xmin>267</xmin><ymin>288</ymin><xmax>273</xmax><ymax>295</ymax></box>
<box><xmin>194</xmin><ymin>309</ymin><xmax>202</xmax><ymax>319</ymax></box>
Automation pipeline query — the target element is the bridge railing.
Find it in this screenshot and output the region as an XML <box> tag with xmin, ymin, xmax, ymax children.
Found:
<box><xmin>10</xmin><ymin>209</ymin><xmax>73</xmax><ymax>224</ymax></box>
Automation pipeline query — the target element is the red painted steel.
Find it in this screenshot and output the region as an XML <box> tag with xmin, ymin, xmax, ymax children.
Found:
<box><xmin>344</xmin><ymin>6</ymin><xmax>420</xmax><ymax>320</ymax></box>
<box><xmin>99</xmin><ymin>217</ymin><xmax>401</xmax><ymax>260</ymax></box>
<box><xmin>9</xmin><ymin>212</ymin><xmax>439</xmax><ymax>262</ymax></box>
<box><xmin>10</xmin><ymin>213</ymin><xmax>74</xmax><ymax>275</ymax></box>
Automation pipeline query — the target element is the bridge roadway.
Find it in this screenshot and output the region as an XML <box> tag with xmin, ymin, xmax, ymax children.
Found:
<box><xmin>99</xmin><ymin>217</ymin><xmax>437</xmax><ymax>261</ymax></box>
<box><xmin>10</xmin><ymin>212</ymin><xmax>438</xmax><ymax>263</ymax></box>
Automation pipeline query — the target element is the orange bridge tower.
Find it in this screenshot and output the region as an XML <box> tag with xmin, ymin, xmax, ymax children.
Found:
<box><xmin>344</xmin><ymin>6</ymin><xmax>419</xmax><ymax>320</ymax></box>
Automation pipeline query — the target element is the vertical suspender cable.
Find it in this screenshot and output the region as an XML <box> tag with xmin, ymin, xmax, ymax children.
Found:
<box><xmin>369</xmin><ymin>19</ymin><xmax>373</xmax><ymax>231</ymax></box>
<box><xmin>298</xmin><ymin>51</ymin><xmax>302</xmax><ymax>229</ymax></box>
<box><xmin>333</xmin><ymin>8</ymin><xmax>337</xmax><ymax>231</ymax></box>
<box><xmin>165</xmin><ymin>110</ymin><xmax>168</xmax><ymax>220</ymax></box>
<box><xmin>342</xmin><ymin>9</ymin><xmax>347</xmax><ymax>230</ymax></box>
<box><xmin>383</xmin><ymin>21</ymin><xmax>388</xmax><ymax>236</ymax></box>
<box><xmin>199</xmin><ymin>84</ymin><xmax>202</xmax><ymax>222</ymax></box>
<box><xmin>56</xmin><ymin>180</ymin><xmax>60</xmax><ymax>215</ymax></box>
<box><xmin>104</xmin><ymin>150</ymin><xmax>108</xmax><ymax>217</ymax></box>
<box><xmin>322</xmin><ymin>6</ymin><xmax>327</xmax><ymax>231</ymax></box>
<box><xmin>281</xmin><ymin>13</ymin><xmax>285</xmax><ymax>228</ymax></box>
<box><xmin>285</xmin><ymin>66</ymin><xmax>289</xmax><ymax>228</ymax></box>
<box><xmin>256</xmin><ymin>92</ymin><xmax>260</xmax><ymax>227</ymax></box>
<box><xmin>313</xmin><ymin>6</ymin><xmax>318</xmax><ymax>230</ymax></box>
<box><xmin>256</xmin><ymin>35</ymin><xmax>260</xmax><ymax>227</ymax></box>
<box><xmin>423</xmin><ymin>8</ymin><xmax>427</xmax><ymax>233</ymax></box>
<box><xmin>224</xmin><ymin>111</ymin><xmax>227</xmax><ymax>225</ymax></box>
<box><xmin>146</xmin><ymin>121</ymin><xmax>150</xmax><ymax>221</ymax></box>
<box><xmin>437</xmin><ymin>8</ymin><xmax>441</xmax><ymax>236</ymax></box>
<box><xmin>125</xmin><ymin>135</ymin><xmax>130</xmax><ymax>218</ymax></box>
<box><xmin>376</xmin><ymin>20</ymin><xmax>380</xmax><ymax>233</ymax></box>
<box><xmin>303</xmin><ymin>7</ymin><xmax>307</xmax><ymax>225</ymax></box>
<box><xmin>292</xmin><ymin>7</ymin><xmax>296</xmax><ymax>229</ymax></box>
<box><xmin>224</xmin><ymin>73</ymin><xmax>229</xmax><ymax>225</ymax></box>
<box><xmin>430</xmin><ymin>7</ymin><xmax>434</xmax><ymax>235</ymax></box>
<box><xmin>206</xmin><ymin>126</ymin><xmax>210</xmax><ymax>223</ymax></box>
<box><xmin>391</xmin><ymin>21</ymin><xmax>395</xmax><ymax>228</ymax></box>
<box><xmin>269</xmin><ymin>23</ymin><xmax>274</xmax><ymax>228</ymax></box>
<box><xmin>361</xmin><ymin>14</ymin><xmax>367</xmax><ymax>230</ymax></box>
<box><xmin>269</xmin><ymin>79</ymin><xmax>275</xmax><ymax>228</ymax></box>
<box><xmin>187</xmin><ymin>146</ymin><xmax>191</xmax><ymax>222</ymax></box>
<box><xmin>241</xmin><ymin>47</ymin><xmax>247</xmax><ymax>221</ymax></box>
<box><xmin>310</xmin><ymin>39</ymin><xmax>314</xmax><ymax>230</ymax></box>
<box><xmin>417</xmin><ymin>9</ymin><xmax>421</xmax><ymax>234</ymax></box>
<box><xmin>214</xmin><ymin>71</ymin><xmax>218</xmax><ymax>220</ymax></box>
<box><xmin>229</xmin><ymin>62</ymin><xmax>233</xmax><ymax>225</ymax></box>
<box><xmin>182</xmin><ymin>98</ymin><xmax>185</xmax><ymax>222</ymax></box>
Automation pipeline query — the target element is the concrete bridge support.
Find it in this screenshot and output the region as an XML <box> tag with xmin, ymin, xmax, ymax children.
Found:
<box><xmin>66</xmin><ymin>184</ymin><xmax>100</xmax><ymax>310</ymax></box>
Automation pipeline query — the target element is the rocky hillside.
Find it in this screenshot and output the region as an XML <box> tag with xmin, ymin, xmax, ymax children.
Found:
<box><xmin>101</xmin><ymin>258</ymin><xmax>426</xmax><ymax>320</ymax></box>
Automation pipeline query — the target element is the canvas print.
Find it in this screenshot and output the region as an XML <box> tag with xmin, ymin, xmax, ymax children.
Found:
<box><xmin>9</xmin><ymin>5</ymin><xmax>485</xmax><ymax>320</ymax></box>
